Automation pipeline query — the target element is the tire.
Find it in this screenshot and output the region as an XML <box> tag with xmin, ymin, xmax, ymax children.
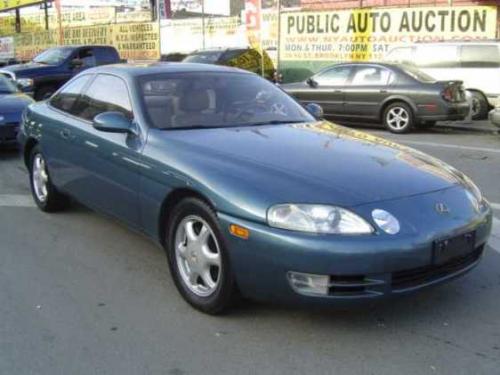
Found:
<box><xmin>469</xmin><ymin>91</ymin><xmax>488</xmax><ymax>120</ymax></box>
<box><xmin>166</xmin><ymin>197</ymin><xmax>237</xmax><ymax>314</ymax></box>
<box><xmin>29</xmin><ymin>145</ymin><xmax>70</xmax><ymax>212</ymax></box>
<box><xmin>383</xmin><ymin>102</ymin><xmax>414</xmax><ymax>134</ymax></box>
<box><xmin>34</xmin><ymin>85</ymin><xmax>56</xmax><ymax>101</ymax></box>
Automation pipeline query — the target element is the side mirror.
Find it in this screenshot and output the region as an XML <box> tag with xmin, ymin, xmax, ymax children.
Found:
<box><xmin>305</xmin><ymin>103</ymin><xmax>324</xmax><ymax>120</ymax></box>
<box><xmin>70</xmin><ymin>58</ymin><xmax>84</xmax><ymax>69</ymax></box>
<box><xmin>306</xmin><ymin>78</ymin><xmax>318</xmax><ymax>88</ymax></box>
<box><xmin>93</xmin><ymin>112</ymin><xmax>136</xmax><ymax>135</ymax></box>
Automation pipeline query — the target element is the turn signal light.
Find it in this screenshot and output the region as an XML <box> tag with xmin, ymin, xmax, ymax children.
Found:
<box><xmin>229</xmin><ymin>224</ymin><xmax>250</xmax><ymax>240</ymax></box>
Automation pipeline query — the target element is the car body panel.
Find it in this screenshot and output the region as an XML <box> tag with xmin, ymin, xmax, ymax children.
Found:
<box><xmin>0</xmin><ymin>92</ymin><xmax>33</xmax><ymax>145</ymax></box>
<box><xmin>18</xmin><ymin>63</ymin><xmax>492</xmax><ymax>305</ymax></box>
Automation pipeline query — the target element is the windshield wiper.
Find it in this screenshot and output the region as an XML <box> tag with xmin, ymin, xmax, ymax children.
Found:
<box><xmin>242</xmin><ymin>120</ymin><xmax>307</xmax><ymax>126</ymax></box>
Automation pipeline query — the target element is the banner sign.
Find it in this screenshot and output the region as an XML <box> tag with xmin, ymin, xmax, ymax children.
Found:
<box><xmin>0</xmin><ymin>0</ymin><xmax>42</xmax><ymax>12</ymax></box>
<box><xmin>112</xmin><ymin>22</ymin><xmax>159</xmax><ymax>60</ymax></box>
<box><xmin>0</xmin><ymin>36</ymin><xmax>14</xmax><ymax>60</ymax></box>
<box><xmin>280</xmin><ymin>6</ymin><xmax>498</xmax><ymax>61</ymax></box>
<box><xmin>13</xmin><ymin>22</ymin><xmax>160</xmax><ymax>61</ymax></box>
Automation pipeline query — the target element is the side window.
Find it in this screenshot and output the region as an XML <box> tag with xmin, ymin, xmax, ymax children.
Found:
<box><xmin>94</xmin><ymin>47</ymin><xmax>120</xmax><ymax>65</ymax></box>
<box><xmin>386</xmin><ymin>47</ymin><xmax>414</xmax><ymax>65</ymax></box>
<box><xmin>78</xmin><ymin>48</ymin><xmax>96</xmax><ymax>68</ymax></box>
<box><xmin>414</xmin><ymin>45</ymin><xmax>459</xmax><ymax>68</ymax></box>
<box><xmin>73</xmin><ymin>74</ymin><xmax>133</xmax><ymax>122</ymax></box>
<box><xmin>460</xmin><ymin>45</ymin><xmax>500</xmax><ymax>68</ymax></box>
<box><xmin>50</xmin><ymin>75</ymin><xmax>92</xmax><ymax>114</ymax></box>
<box><xmin>314</xmin><ymin>66</ymin><xmax>352</xmax><ymax>86</ymax></box>
<box><xmin>351</xmin><ymin>67</ymin><xmax>392</xmax><ymax>86</ymax></box>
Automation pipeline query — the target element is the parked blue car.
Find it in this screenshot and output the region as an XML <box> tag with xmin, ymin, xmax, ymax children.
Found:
<box><xmin>0</xmin><ymin>75</ymin><xmax>33</xmax><ymax>147</ymax></box>
<box><xmin>19</xmin><ymin>63</ymin><xmax>492</xmax><ymax>314</ymax></box>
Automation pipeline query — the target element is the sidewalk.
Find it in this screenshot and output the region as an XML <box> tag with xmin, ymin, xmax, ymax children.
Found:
<box><xmin>437</xmin><ymin>120</ymin><xmax>499</xmax><ymax>134</ymax></box>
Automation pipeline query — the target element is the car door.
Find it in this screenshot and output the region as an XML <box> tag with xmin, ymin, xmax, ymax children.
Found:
<box><xmin>343</xmin><ymin>65</ymin><xmax>394</xmax><ymax>119</ymax></box>
<box><xmin>44</xmin><ymin>74</ymin><xmax>94</xmax><ymax>188</ymax></box>
<box><xmin>56</xmin><ymin>74</ymin><xmax>144</xmax><ymax>228</ymax></box>
<box><xmin>294</xmin><ymin>65</ymin><xmax>353</xmax><ymax>116</ymax></box>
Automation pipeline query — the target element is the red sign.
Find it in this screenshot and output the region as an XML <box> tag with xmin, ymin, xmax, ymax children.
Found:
<box><xmin>245</xmin><ymin>0</ymin><xmax>262</xmax><ymax>31</ymax></box>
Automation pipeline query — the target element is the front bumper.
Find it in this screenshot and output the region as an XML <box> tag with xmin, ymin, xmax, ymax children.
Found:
<box><xmin>488</xmin><ymin>108</ymin><xmax>500</xmax><ymax>128</ymax></box>
<box><xmin>218</xmin><ymin>187</ymin><xmax>492</xmax><ymax>305</ymax></box>
<box><xmin>0</xmin><ymin>122</ymin><xmax>20</xmax><ymax>146</ymax></box>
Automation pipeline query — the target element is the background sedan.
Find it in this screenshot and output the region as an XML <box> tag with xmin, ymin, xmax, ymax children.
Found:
<box><xmin>283</xmin><ymin>62</ymin><xmax>469</xmax><ymax>134</ymax></box>
<box><xmin>0</xmin><ymin>75</ymin><xmax>33</xmax><ymax>147</ymax></box>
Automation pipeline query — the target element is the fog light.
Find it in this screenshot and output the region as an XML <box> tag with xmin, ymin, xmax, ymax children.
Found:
<box><xmin>287</xmin><ymin>271</ymin><xmax>329</xmax><ymax>296</ymax></box>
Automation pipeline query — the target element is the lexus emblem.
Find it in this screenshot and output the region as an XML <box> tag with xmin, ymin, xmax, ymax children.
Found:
<box><xmin>435</xmin><ymin>203</ymin><xmax>450</xmax><ymax>214</ymax></box>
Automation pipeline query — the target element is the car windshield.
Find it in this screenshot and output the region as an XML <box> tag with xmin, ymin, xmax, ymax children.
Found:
<box><xmin>400</xmin><ymin>65</ymin><xmax>435</xmax><ymax>82</ymax></box>
<box><xmin>140</xmin><ymin>72</ymin><xmax>314</xmax><ymax>130</ymax></box>
<box><xmin>0</xmin><ymin>75</ymin><xmax>18</xmax><ymax>94</ymax></box>
<box><xmin>33</xmin><ymin>47</ymin><xmax>73</xmax><ymax>65</ymax></box>
<box><xmin>183</xmin><ymin>51</ymin><xmax>223</xmax><ymax>64</ymax></box>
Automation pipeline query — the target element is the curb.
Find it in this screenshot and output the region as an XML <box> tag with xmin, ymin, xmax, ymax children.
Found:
<box><xmin>436</xmin><ymin>122</ymin><xmax>499</xmax><ymax>135</ymax></box>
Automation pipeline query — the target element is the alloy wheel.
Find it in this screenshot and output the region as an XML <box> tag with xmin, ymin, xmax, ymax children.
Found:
<box><xmin>32</xmin><ymin>154</ymin><xmax>49</xmax><ymax>203</ymax></box>
<box><xmin>174</xmin><ymin>215</ymin><xmax>222</xmax><ymax>297</ymax></box>
<box><xmin>386</xmin><ymin>107</ymin><xmax>410</xmax><ymax>130</ymax></box>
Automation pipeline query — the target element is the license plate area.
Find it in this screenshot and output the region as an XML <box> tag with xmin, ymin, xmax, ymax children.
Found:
<box><xmin>433</xmin><ymin>231</ymin><xmax>475</xmax><ymax>264</ymax></box>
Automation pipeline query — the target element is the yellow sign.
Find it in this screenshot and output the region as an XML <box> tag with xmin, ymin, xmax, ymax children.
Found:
<box><xmin>111</xmin><ymin>22</ymin><xmax>159</xmax><ymax>60</ymax></box>
<box><xmin>0</xmin><ymin>0</ymin><xmax>42</xmax><ymax>12</ymax></box>
<box><xmin>12</xmin><ymin>21</ymin><xmax>160</xmax><ymax>61</ymax></box>
<box><xmin>280</xmin><ymin>6</ymin><xmax>498</xmax><ymax>61</ymax></box>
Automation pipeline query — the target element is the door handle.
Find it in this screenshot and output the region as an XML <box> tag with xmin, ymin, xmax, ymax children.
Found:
<box><xmin>334</xmin><ymin>90</ymin><xmax>342</xmax><ymax>93</ymax></box>
<box><xmin>60</xmin><ymin>129</ymin><xmax>71</xmax><ymax>139</ymax></box>
<box><xmin>379</xmin><ymin>89</ymin><xmax>388</xmax><ymax>93</ymax></box>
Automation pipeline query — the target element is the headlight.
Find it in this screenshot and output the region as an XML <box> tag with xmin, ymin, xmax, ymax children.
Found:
<box><xmin>461</xmin><ymin>174</ymin><xmax>486</xmax><ymax>211</ymax></box>
<box><xmin>16</xmin><ymin>78</ymin><xmax>34</xmax><ymax>88</ymax></box>
<box><xmin>267</xmin><ymin>204</ymin><xmax>374</xmax><ymax>234</ymax></box>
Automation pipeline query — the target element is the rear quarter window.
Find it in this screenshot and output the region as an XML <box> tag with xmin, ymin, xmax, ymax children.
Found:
<box><xmin>93</xmin><ymin>47</ymin><xmax>120</xmax><ymax>65</ymax></box>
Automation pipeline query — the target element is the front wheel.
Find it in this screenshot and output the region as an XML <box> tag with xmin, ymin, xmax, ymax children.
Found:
<box><xmin>383</xmin><ymin>102</ymin><xmax>414</xmax><ymax>134</ymax></box>
<box><xmin>469</xmin><ymin>91</ymin><xmax>488</xmax><ymax>120</ymax></box>
<box><xmin>166</xmin><ymin>198</ymin><xmax>237</xmax><ymax>314</ymax></box>
<box><xmin>29</xmin><ymin>146</ymin><xmax>70</xmax><ymax>212</ymax></box>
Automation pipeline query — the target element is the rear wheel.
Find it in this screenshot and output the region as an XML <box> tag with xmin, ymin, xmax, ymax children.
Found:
<box><xmin>469</xmin><ymin>91</ymin><xmax>488</xmax><ymax>120</ymax></box>
<box><xmin>166</xmin><ymin>198</ymin><xmax>237</xmax><ymax>314</ymax></box>
<box><xmin>383</xmin><ymin>102</ymin><xmax>414</xmax><ymax>134</ymax></box>
<box><xmin>29</xmin><ymin>145</ymin><xmax>70</xmax><ymax>212</ymax></box>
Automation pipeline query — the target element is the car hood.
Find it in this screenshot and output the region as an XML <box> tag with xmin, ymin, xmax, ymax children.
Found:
<box><xmin>0</xmin><ymin>93</ymin><xmax>33</xmax><ymax>114</ymax></box>
<box><xmin>155</xmin><ymin>122</ymin><xmax>468</xmax><ymax>218</ymax></box>
<box><xmin>2</xmin><ymin>62</ymin><xmax>59</xmax><ymax>77</ymax></box>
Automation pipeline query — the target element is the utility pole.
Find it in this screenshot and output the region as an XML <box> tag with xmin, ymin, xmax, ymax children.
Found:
<box><xmin>276</xmin><ymin>0</ymin><xmax>281</xmax><ymax>78</ymax></box>
<box><xmin>201</xmin><ymin>0</ymin><xmax>206</xmax><ymax>49</ymax></box>
<box><xmin>157</xmin><ymin>0</ymin><xmax>162</xmax><ymax>58</ymax></box>
<box><xmin>44</xmin><ymin>1</ymin><xmax>49</xmax><ymax>30</ymax></box>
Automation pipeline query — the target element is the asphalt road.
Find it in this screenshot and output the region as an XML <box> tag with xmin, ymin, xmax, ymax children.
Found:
<box><xmin>0</xmin><ymin>126</ymin><xmax>499</xmax><ymax>375</ymax></box>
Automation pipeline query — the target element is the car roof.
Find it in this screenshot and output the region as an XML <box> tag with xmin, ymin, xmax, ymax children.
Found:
<box><xmin>84</xmin><ymin>62</ymin><xmax>252</xmax><ymax>78</ymax></box>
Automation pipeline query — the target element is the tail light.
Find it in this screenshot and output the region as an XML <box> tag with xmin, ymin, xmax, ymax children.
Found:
<box><xmin>442</xmin><ymin>87</ymin><xmax>454</xmax><ymax>102</ymax></box>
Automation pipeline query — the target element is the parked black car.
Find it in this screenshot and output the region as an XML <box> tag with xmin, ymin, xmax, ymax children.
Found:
<box><xmin>282</xmin><ymin>62</ymin><xmax>469</xmax><ymax>133</ymax></box>
<box><xmin>1</xmin><ymin>45</ymin><xmax>122</xmax><ymax>101</ymax></box>
<box><xmin>183</xmin><ymin>47</ymin><xmax>275</xmax><ymax>80</ymax></box>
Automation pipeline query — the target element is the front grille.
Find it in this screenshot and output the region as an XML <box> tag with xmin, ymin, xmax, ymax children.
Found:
<box><xmin>392</xmin><ymin>246</ymin><xmax>483</xmax><ymax>291</ymax></box>
<box><xmin>0</xmin><ymin>123</ymin><xmax>19</xmax><ymax>141</ymax></box>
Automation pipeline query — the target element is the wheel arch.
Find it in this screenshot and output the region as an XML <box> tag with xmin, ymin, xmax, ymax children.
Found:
<box><xmin>158</xmin><ymin>187</ymin><xmax>216</xmax><ymax>247</ymax></box>
<box><xmin>465</xmin><ymin>88</ymin><xmax>491</xmax><ymax>109</ymax></box>
<box><xmin>379</xmin><ymin>97</ymin><xmax>416</xmax><ymax>122</ymax></box>
<box><xmin>23</xmin><ymin>137</ymin><xmax>38</xmax><ymax>168</ymax></box>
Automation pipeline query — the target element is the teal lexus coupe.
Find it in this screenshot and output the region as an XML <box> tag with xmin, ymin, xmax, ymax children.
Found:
<box><xmin>18</xmin><ymin>63</ymin><xmax>492</xmax><ymax>314</ymax></box>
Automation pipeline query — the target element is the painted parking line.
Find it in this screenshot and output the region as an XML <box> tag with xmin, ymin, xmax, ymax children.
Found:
<box><xmin>0</xmin><ymin>194</ymin><xmax>35</xmax><ymax>207</ymax></box>
<box><xmin>491</xmin><ymin>202</ymin><xmax>500</xmax><ymax>211</ymax></box>
<box><xmin>387</xmin><ymin>139</ymin><xmax>500</xmax><ymax>154</ymax></box>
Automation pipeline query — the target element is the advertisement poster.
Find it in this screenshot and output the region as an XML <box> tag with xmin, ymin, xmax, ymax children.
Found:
<box><xmin>0</xmin><ymin>36</ymin><xmax>14</xmax><ymax>60</ymax></box>
<box><xmin>280</xmin><ymin>6</ymin><xmax>498</xmax><ymax>61</ymax></box>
